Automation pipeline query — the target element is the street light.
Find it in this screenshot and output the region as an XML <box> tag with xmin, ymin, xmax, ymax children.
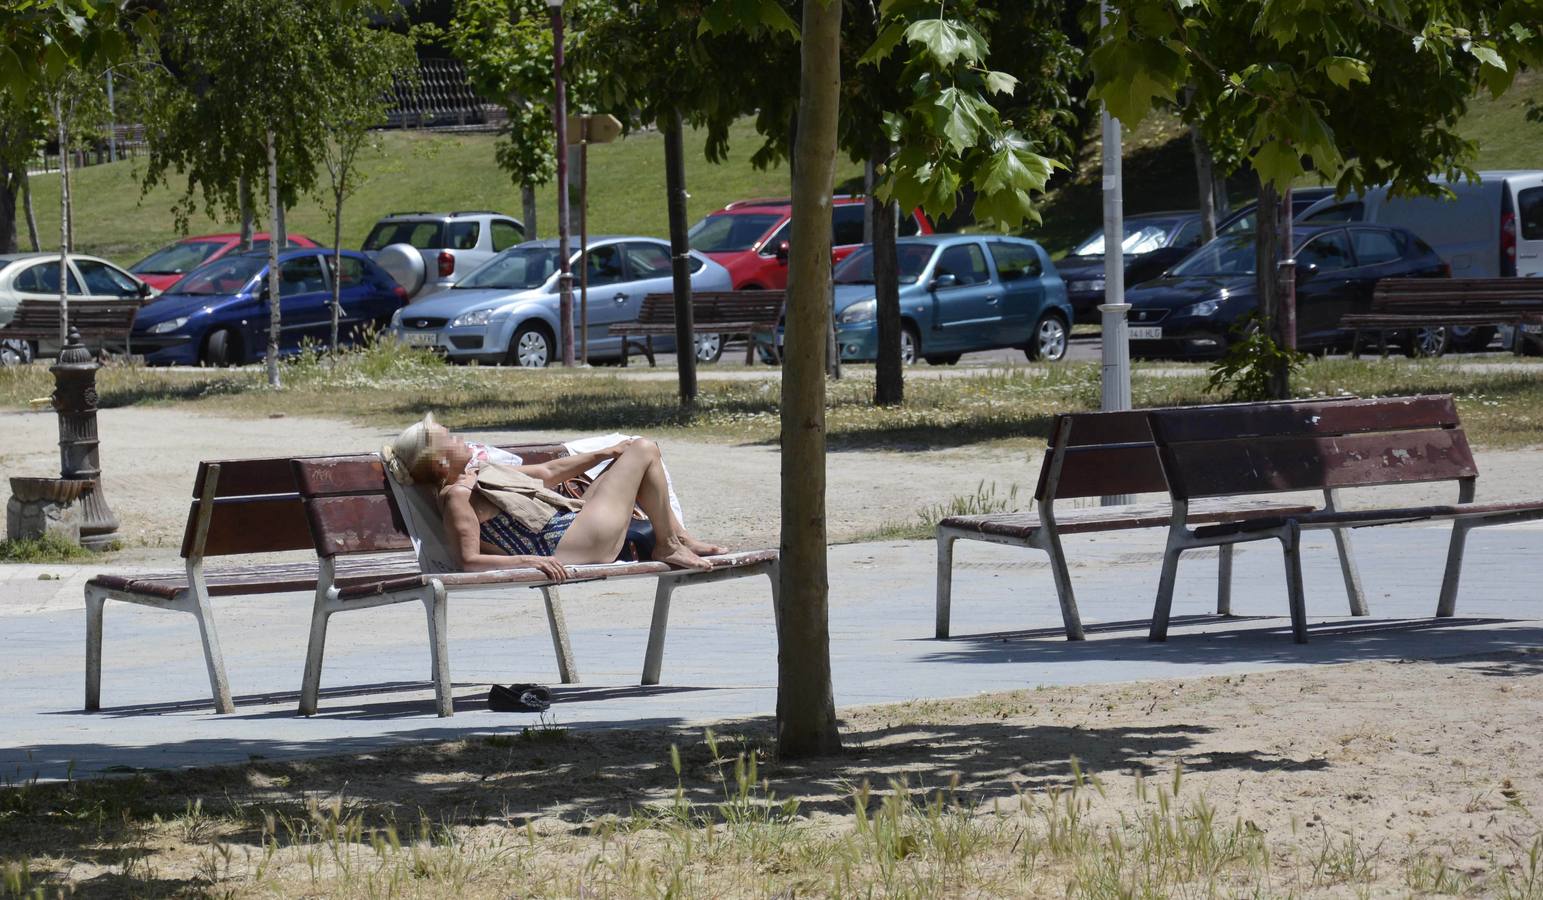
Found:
<box><xmin>548</xmin><ymin>0</ymin><xmax>575</xmax><ymax>366</ymax></box>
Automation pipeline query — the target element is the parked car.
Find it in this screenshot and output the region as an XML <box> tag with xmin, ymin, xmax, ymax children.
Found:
<box><xmin>0</xmin><ymin>252</ymin><xmax>154</xmax><ymax>364</ymax></box>
<box><xmin>362</xmin><ymin>210</ymin><xmax>525</xmax><ymax>301</ymax></box>
<box><xmin>1214</xmin><ymin>186</ymin><xmax>1336</xmax><ymax>237</ymax></box>
<box><xmin>688</xmin><ymin>196</ymin><xmax>933</xmax><ymax>291</ymax></box>
<box><xmin>1298</xmin><ymin>171</ymin><xmax>1543</xmax><ymax>351</ymax></box>
<box><xmin>129</xmin><ymin>232</ymin><xmax>320</xmax><ymax>292</ymax></box>
<box><xmin>130</xmin><ymin>249</ymin><xmax>408</xmax><ymax>366</ymax></box>
<box><xmin>831</xmin><ymin>235</ymin><xmax>1073</xmax><ymax>364</ymax></box>
<box><xmin>1124</xmin><ymin>224</ymin><xmax>1448</xmax><ymax>360</ymax></box>
<box><xmin>1057</xmin><ymin>211</ymin><xmax>1207</xmax><ymax>324</ymax></box>
<box><xmin>386</xmin><ymin>237</ymin><xmax>732</xmax><ymax>367</ymax></box>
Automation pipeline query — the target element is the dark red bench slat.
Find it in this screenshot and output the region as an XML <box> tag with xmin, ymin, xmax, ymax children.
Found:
<box><xmin>1146</xmin><ymin>395</ymin><xmax>1459</xmax><ymax>444</ymax></box>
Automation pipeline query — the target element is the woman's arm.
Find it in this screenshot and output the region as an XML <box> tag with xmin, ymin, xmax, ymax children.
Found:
<box><xmin>440</xmin><ymin>485</ymin><xmax>568</xmax><ymax>580</ymax></box>
<box><xmin>522</xmin><ymin>440</ymin><xmax>633</xmax><ymax>487</ymax></box>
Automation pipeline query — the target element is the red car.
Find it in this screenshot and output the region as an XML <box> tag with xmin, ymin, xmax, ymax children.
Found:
<box><xmin>129</xmin><ymin>232</ymin><xmax>320</xmax><ymax>292</ymax></box>
<box><xmin>687</xmin><ymin>196</ymin><xmax>933</xmax><ymax>290</ymax></box>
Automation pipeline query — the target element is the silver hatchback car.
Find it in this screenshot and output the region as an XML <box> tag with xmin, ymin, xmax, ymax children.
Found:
<box><xmin>0</xmin><ymin>252</ymin><xmax>153</xmax><ymax>364</ymax></box>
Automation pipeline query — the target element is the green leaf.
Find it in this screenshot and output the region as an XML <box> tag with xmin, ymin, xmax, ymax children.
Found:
<box><xmin>904</xmin><ymin>19</ymin><xmax>985</xmax><ymax>68</ymax></box>
<box><xmin>982</xmin><ymin>70</ymin><xmax>1017</xmax><ymax>95</ymax></box>
<box><xmin>1318</xmin><ymin>56</ymin><xmax>1369</xmax><ymax>89</ymax></box>
<box><xmin>1469</xmin><ymin>44</ymin><xmax>1506</xmax><ymax>71</ymax></box>
<box><xmin>931</xmin><ymin>86</ymin><xmax>989</xmax><ymax>153</ymax></box>
<box><xmin>859</xmin><ymin>21</ymin><xmax>907</xmax><ymax>66</ymax></box>
<box><xmin>1251</xmin><ymin>139</ymin><xmax>1304</xmax><ymax>189</ymax></box>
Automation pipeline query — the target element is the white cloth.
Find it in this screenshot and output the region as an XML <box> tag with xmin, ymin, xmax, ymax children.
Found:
<box><xmin>388</xmin><ymin>434</ymin><xmax>685</xmax><ymax>573</ymax></box>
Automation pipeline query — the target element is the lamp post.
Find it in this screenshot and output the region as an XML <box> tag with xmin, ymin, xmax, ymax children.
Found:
<box><xmin>548</xmin><ymin>0</ymin><xmax>575</xmax><ymax>367</ymax></box>
<box><xmin>1098</xmin><ymin>0</ymin><xmax>1132</xmax><ymax>506</ymax></box>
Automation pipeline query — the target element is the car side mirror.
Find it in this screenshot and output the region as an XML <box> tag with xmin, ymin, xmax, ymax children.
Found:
<box><xmin>931</xmin><ymin>273</ymin><xmax>957</xmax><ymax>290</ymax></box>
<box><xmin>136</xmin><ymin>281</ymin><xmax>152</xmax><ymax>297</ymax></box>
<box><xmin>1297</xmin><ymin>262</ymin><xmax>1319</xmax><ymax>282</ymax></box>
<box><xmin>774</xmin><ymin>240</ymin><xmax>790</xmax><ymax>265</ymax></box>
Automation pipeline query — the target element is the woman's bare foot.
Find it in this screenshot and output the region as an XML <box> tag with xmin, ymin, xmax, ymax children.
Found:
<box><xmin>681</xmin><ymin>534</ymin><xmax>729</xmax><ymax>557</ymax></box>
<box><xmin>655</xmin><ymin>543</ymin><xmax>712</xmax><ymax>570</ymax></box>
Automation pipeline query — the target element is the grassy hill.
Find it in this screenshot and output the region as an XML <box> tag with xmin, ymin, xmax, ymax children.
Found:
<box><xmin>28</xmin><ymin>118</ymin><xmax>863</xmax><ymax>267</ymax></box>
<box><xmin>24</xmin><ymin>69</ymin><xmax>1542</xmax><ymax>268</ymax></box>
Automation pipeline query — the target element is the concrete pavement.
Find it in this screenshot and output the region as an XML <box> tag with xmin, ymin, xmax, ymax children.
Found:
<box><xmin>2</xmin><ymin>522</ymin><xmax>1540</xmax><ymax>781</ymax></box>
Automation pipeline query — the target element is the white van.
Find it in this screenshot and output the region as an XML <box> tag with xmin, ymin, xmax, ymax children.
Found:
<box><xmin>1299</xmin><ymin>170</ymin><xmax>1543</xmax><ymax>279</ymax></box>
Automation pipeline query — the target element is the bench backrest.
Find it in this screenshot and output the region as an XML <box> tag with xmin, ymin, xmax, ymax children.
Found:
<box><xmin>1372</xmin><ymin>278</ymin><xmax>1543</xmax><ymax>311</ymax></box>
<box><xmin>178</xmin><ymin>457</ymin><xmax>312</xmax><ymax>559</ymax></box>
<box><xmin>4</xmin><ymin>299</ymin><xmax>141</xmax><ymax>334</ymax></box>
<box><xmin>293</xmin><ymin>443</ymin><xmax>570</xmax><ymax>559</ymax></box>
<box><xmin>637</xmin><ymin>291</ymin><xmax>785</xmax><ymax>327</ymax></box>
<box><xmin>1147</xmin><ymin>394</ymin><xmax>1476</xmax><ymax>501</ymax></box>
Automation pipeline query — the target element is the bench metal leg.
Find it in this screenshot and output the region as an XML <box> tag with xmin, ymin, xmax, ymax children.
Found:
<box><xmin>1216</xmin><ymin>544</ymin><xmax>1234</xmax><ymax>616</ymax></box>
<box><xmin>1044</xmin><ymin>530</ymin><xmax>1085</xmax><ymax>641</ymax></box>
<box><xmin>644</xmin><ymin>336</ymin><xmax>656</xmax><ymax>367</ymax></box>
<box><xmin>1323</xmin><ymin>490</ymin><xmax>1369</xmax><ymax>616</ymax></box>
<box><xmin>768</xmin><ymin>560</ymin><xmax>782</xmax><ymax>634</ymax></box>
<box><xmin>1436</xmin><ymin>520</ymin><xmax>1472</xmax><ymax>618</ymax></box>
<box><xmin>744</xmin><ymin>334</ymin><xmax>756</xmax><ymax>365</ymax></box>
<box><xmin>298</xmin><ymin>589</ymin><xmax>333</xmax><ymax>717</ymax></box>
<box><xmin>1281</xmin><ymin>523</ymin><xmax>1309</xmax><ymax>644</ymax></box>
<box><xmin>1149</xmin><ymin>536</ymin><xmax>1186</xmax><ymax>642</ymax></box>
<box><xmin>641</xmin><ymin>576</ymin><xmax>677</xmax><ymax>686</ymax></box>
<box><xmin>935</xmin><ymin>530</ymin><xmax>956</xmax><ymax>639</ymax></box>
<box><xmin>540</xmin><ymin>585</ymin><xmax>578</xmax><ymax>683</ymax></box>
<box><xmin>187</xmin><ymin>589</ymin><xmax>235</xmax><ymax>714</ymax></box>
<box><xmin>84</xmin><ymin>587</ymin><xmax>106</xmax><ymax>711</ymax></box>
<box><xmin>423</xmin><ymin>583</ymin><xmax>453</xmax><ymax>717</ymax></box>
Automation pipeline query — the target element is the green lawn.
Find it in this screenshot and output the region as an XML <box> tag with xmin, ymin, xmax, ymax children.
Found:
<box><xmin>28</xmin><ymin>119</ymin><xmax>864</xmax><ymax>267</ymax></box>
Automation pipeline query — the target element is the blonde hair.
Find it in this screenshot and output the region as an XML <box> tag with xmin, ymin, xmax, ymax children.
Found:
<box><xmin>382</xmin><ymin>413</ymin><xmax>439</xmax><ymax>485</ymax></box>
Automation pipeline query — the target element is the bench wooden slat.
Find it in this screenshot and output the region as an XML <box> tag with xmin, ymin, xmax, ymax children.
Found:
<box><xmin>305</xmin><ymin>494</ymin><xmax>414</xmax><ymax>557</ymax></box>
<box><xmin>943</xmin><ymin>498</ymin><xmax>1317</xmax><ymax>538</ymax></box>
<box><xmin>1145</xmin><ymin>396</ymin><xmax>1460</xmax><ymax>444</ymax></box>
<box><xmin>1192</xmin><ymin>499</ymin><xmax>1543</xmax><ymax>539</ymax></box>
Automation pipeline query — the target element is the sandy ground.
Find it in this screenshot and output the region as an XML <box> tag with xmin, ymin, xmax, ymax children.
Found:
<box><xmin>3</xmin><ymin>406</ymin><xmax>1536</xmax><ymax>560</ymax></box>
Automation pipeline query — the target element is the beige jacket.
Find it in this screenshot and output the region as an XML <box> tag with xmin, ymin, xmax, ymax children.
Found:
<box><xmin>466</xmin><ymin>462</ymin><xmax>583</xmax><ymax>532</ymax></box>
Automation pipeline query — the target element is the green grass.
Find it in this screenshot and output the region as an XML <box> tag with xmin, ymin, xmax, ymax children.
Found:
<box><xmin>0</xmin><ymin>533</ymin><xmax>98</xmax><ymax>563</ymax></box>
<box><xmin>28</xmin><ymin>119</ymin><xmax>864</xmax><ymax>266</ymax></box>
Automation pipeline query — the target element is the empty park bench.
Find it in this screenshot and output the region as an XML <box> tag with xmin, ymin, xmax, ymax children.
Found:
<box><xmin>610</xmin><ymin>290</ymin><xmax>784</xmax><ymax>366</ymax></box>
<box><xmin>84</xmin><ymin>456</ymin><xmax>420</xmax><ymax>714</ymax></box>
<box><xmin>934</xmin><ymin>402</ymin><xmax>1369</xmax><ymax>642</ymax></box>
<box><xmin>0</xmin><ymin>299</ymin><xmax>142</xmax><ymax>356</ymax></box>
<box><xmin>291</xmin><ymin>452</ymin><xmax>780</xmax><ymax>717</ymax></box>
<box><xmin>1145</xmin><ymin>394</ymin><xmax>1543</xmax><ymax>643</ymax></box>
<box><xmin>1340</xmin><ymin>278</ymin><xmax>1543</xmax><ymax>356</ymax></box>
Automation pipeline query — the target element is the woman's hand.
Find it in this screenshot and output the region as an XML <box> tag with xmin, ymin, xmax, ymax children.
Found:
<box><xmin>515</xmin><ymin>555</ymin><xmax>569</xmax><ymax>582</ymax></box>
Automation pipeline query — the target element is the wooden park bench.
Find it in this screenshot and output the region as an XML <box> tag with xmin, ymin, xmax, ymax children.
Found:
<box><xmin>291</xmin><ymin>451</ymin><xmax>779</xmax><ymax>717</ymax></box>
<box><xmin>934</xmin><ymin>402</ymin><xmax>1369</xmax><ymax>642</ymax></box>
<box><xmin>610</xmin><ymin>290</ymin><xmax>784</xmax><ymax>366</ymax></box>
<box><xmin>1144</xmin><ymin>395</ymin><xmax>1543</xmax><ymax>643</ymax></box>
<box><xmin>0</xmin><ymin>299</ymin><xmax>143</xmax><ymax>356</ymax></box>
<box><xmin>1340</xmin><ymin>278</ymin><xmax>1543</xmax><ymax>356</ymax></box>
<box><xmin>84</xmin><ymin>456</ymin><xmax>419</xmax><ymax>714</ymax></box>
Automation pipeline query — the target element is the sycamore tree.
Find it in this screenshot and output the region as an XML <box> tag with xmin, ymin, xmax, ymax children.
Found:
<box><xmin>1091</xmin><ymin>0</ymin><xmax>1543</xmax><ymax>398</ymax></box>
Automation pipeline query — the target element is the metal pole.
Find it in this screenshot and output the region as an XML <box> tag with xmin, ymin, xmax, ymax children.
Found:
<box><xmin>663</xmin><ymin>110</ymin><xmax>697</xmax><ymax>406</ymax></box>
<box><xmin>580</xmin><ymin>126</ymin><xmax>589</xmax><ymax>365</ymax></box>
<box><xmin>105</xmin><ymin>71</ymin><xmax>117</xmax><ymax>163</ymax></box>
<box><xmin>1099</xmin><ymin>0</ymin><xmax>1132</xmax><ymax>506</ymax></box>
<box><xmin>550</xmin><ymin>0</ymin><xmax>574</xmax><ymax>367</ymax></box>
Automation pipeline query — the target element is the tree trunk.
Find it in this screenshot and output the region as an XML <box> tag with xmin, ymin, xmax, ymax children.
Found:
<box><xmin>0</xmin><ymin>170</ymin><xmax>17</xmax><ymax>254</ymax></box>
<box><xmin>1280</xmin><ymin>186</ymin><xmax>1296</xmax><ymax>355</ymax></box>
<box><xmin>777</xmin><ymin>0</ymin><xmax>843</xmax><ymax>760</ymax></box>
<box><xmin>238</xmin><ymin>174</ymin><xmax>254</xmax><ymax>250</ymax></box>
<box><xmin>521</xmin><ymin>182</ymin><xmax>538</xmax><ymax>240</ymax></box>
<box><xmin>1253</xmin><ymin>177</ymin><xmax>1287</xmax><ymax>400</ymax></box>
<box><xmin>22</xmin><ymin>171</ymin><xmax>39</xmax><ymax>251</ymax></box>
<box><xmin>1190</xmin><ymin>126</ymin><xmax>1217</xmax><ymax>243</ymax></box>
<box><xmin>274</xmin><ymin>191</ymin><xmax>287</xmax><ymax>248</ymax></box>
<box><xmin>1213</xmin><ymin>172</ymin><xmax>1230</xmax><ymax>216</ymax></box>
<box><xmin>872</xmin><ymin>143</ymin><xmax>902</xmax><ymax>406</ymax></box>
<box><xmin>265</xmin><ymin>130</ymin><xmax>282</xmax><ymax>389</ymax></box>
<box><xmin>62</xmin><ymin>134</ymin><xmax>74</xmax><ymax>253</ymax></box>
<box><xmin>663</xmin><ymin>110</ymin><xmax>697</xmax><ymax>407</ymax></box>
<box><xmin>331</xmin><ymin>189</ymin><xmax>344</xmax><ymax>357</ymax></box>
<box><xmin>57</xmin><ymin>110</ymin><xmax>70</xmax><ymax>345</ymax></box>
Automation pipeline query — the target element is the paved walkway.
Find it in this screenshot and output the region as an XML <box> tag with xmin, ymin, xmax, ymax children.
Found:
<box><xmin>2</xmin><ymin>523</ymin><xmax>1540</xmax><ymax>781</ymax></box>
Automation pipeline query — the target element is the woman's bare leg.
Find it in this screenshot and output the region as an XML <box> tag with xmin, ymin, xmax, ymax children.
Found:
<box><xmin>592</xmin><ymin>450</ymin><xmax>728</xmax><ymax>557</ymax></box>
<box><xmin>554</xmin><ymin>440</ymin><xmax>709</xmax><ymax>569</ymax></box>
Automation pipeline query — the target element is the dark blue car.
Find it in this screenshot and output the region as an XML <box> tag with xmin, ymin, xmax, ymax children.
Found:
<box><xmin>131</xmin><ymin>249</ymin><xmax>408</xmax><ymax>366</ymax></box>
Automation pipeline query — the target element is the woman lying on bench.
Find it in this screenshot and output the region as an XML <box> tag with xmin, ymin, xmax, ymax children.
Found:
<box><xmin>383</xmin><ymin>414</ymin><xmax>727</xmax><ymax>580</ymax></box>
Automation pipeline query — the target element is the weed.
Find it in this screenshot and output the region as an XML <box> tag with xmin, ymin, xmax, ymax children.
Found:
<box><xmin>0</xmin><ymin>533</ymin><xmax>96</xmax><ymax>563</ymax></box>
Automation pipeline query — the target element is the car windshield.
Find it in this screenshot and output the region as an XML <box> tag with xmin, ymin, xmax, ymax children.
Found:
<box><xmin>688</xmin><ymin>213</ymin><xmax>782</xmax><ymax>253</ymax></box>
<box><xmin>132</xmin><ymin>240</ymin><xmax>225</xmax><ymax>275</ymax></box>
<box><xmin>832</xmin><ymin>245</ymin><xmax>936</xmax><ymax>284</ymax></box>
<box><xmin>1168</xmin><ymin>234</ymin><xmax>1259</xmax><ymax>277</ymax></box>
<box><xmin>1072</xmin><ymin>222</ymin><xmax>1174</xmax><ymax>257</ymax></box>
<box><xmin>166</xmin><ymin>256</ymin><xmax>266</xmax><ymax>295</ymax></box>
<box><xmin>455</xmin><ymin>247</ymin><xmax>561</xmax><ymax>291</ymax></box>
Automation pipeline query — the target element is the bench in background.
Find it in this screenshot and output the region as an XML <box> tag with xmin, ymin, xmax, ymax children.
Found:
<box><xmin>610</xmin><ymin>290</ymin><xmax>784</xmax><ymax>366</ymax></box>
<box><xmin>1341</xmin><ymin>278</ymin><xmax>1543</xmax><ymax>357</ymax></box>
<box><xmin>0</xmin><ymin>300</ymin><xmax>142</xmax><ymax>356</ymax></box>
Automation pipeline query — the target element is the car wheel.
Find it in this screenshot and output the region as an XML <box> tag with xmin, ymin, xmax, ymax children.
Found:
<box><xmin>1404</xmin><ymin>326</ymin><xmax>1448</xmax><ymax>359</ymax></box>
<box><xmin>0</xmin><ymin>338</ymin><xmax>33</xmax><ymax>367</ymax></box>
<box><xmin>1025</xmin><ymin>312</ymin><xmax>1069</xmax><ymax>362</ymax></box>
<box><xmin>203</xmin><ymin>328</ymin><xmax>240</xmax><ymax>367</ymax></box>
<box><xmin>924</xmin><ymin>353</ymin><xmax>962</xmax><ymax>365</ymax></box>
<box><xmin>694</xmin><ymin>333</ymin><xmax>725</xmax><ymax>363</ymax></box>
<box><xmin>508</xmin><ymin>322</ymin><xmax>553</xmax><ymax>368</ymax></box>
<box><xmin>899</xmin><ymin>325</ymin><xmax>919</xmax><ymax>365</ymax></box>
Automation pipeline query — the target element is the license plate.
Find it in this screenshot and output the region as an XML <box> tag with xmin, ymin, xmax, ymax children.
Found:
<box><xmin>1522</xmin><ymin>324</ymin><xmax>1543</xmax><ymax>335</ymax></box>
<box><xmin>401</xmin><ymin>331</ymin><xmax>437</xmax><ymax>346</ymax></box>
<box><xmin>1129</xmin><ymin>326</ymin><xmax>1162</xmax><ymax>340</ymax></box>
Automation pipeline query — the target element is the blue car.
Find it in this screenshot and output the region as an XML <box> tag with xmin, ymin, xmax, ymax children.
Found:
<box><xmin>131</xmin><ymin>249</ymin><xmax>408</xmax><ymax>366</ymax></box>
<box><xmin>832</xmin><ymin>235</ymin><xmax>1073</xmax><ymax>363</ymax></box>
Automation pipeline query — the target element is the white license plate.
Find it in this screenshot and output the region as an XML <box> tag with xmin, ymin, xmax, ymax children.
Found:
<box><xmin>1129</xmin><ymin>326</ymin><xmax>1162</xmax><ymax>340</ymax></box>
<box><xmin>401</xmin><ymin>331</ymin><xmax>438</xmax><ymax>346</ymax></box>
<box><xmin>1522</xmin><ymin>324</ymin><xmax>1543</xmax><ymax>335</ymax></box>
